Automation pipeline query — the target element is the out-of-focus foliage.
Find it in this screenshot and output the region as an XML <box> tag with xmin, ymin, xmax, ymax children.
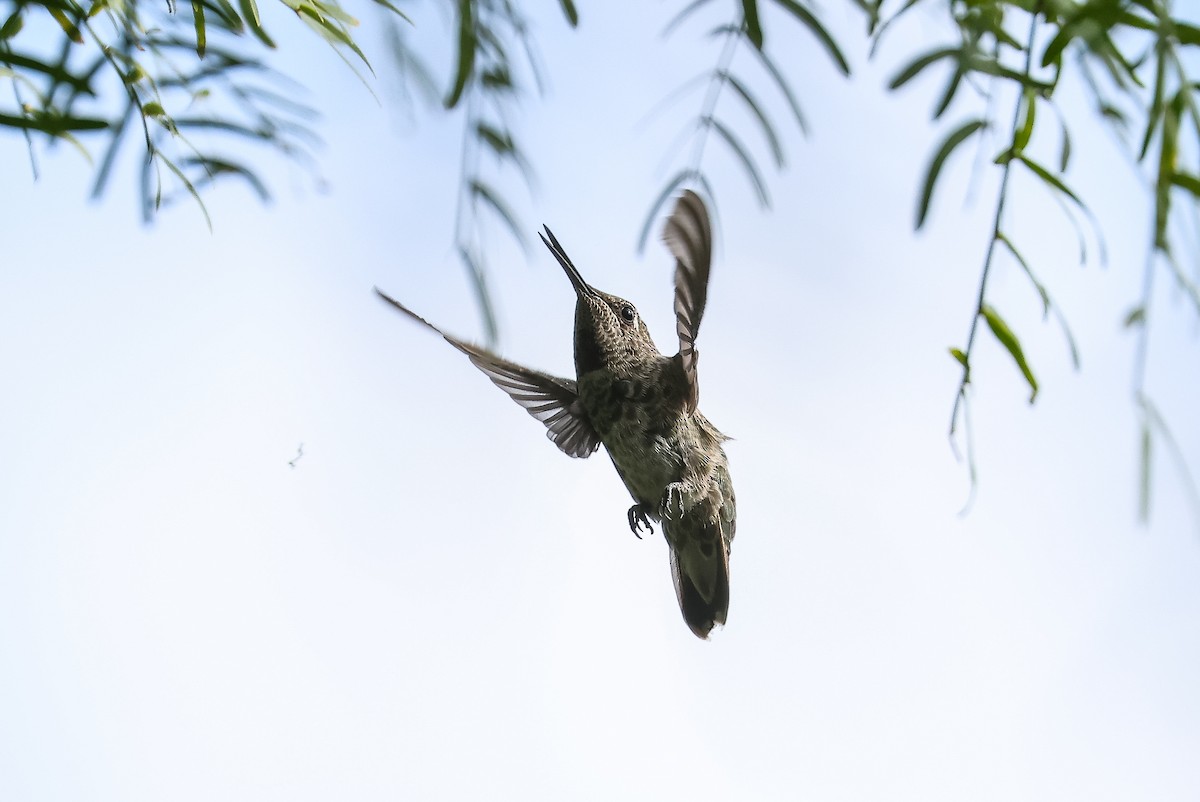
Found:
<box><xmin>0</xmin><ymin>0</ymin><xmax>409</xmax><ymax>222</ymax></box>
<box><xmin>5</xmin><ymin>0</ymin><xmax>1198</xmax><ymax>516</ymax></box>
<box><xmin>875</xmin><ymin>0</ymin><xmax>1200</xmax><ymax>517</ymax></box>
<box><xmin>384</xmin><ymin>0</ymin><xmax>575</xmax><ymax>345</ymax></box>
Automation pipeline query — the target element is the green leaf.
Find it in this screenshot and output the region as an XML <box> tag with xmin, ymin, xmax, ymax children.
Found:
<box><xmin>997</xmin><ymin>232</ymin><xmax>1047</xmax><ymax>315</ymax></box>
<box><xmin>889</xmin><ymin>47</ymin><xmax>958</xmax><ymax>90</ymax></box>
<box><xmin>458</xmin><ymin>245</ymin><xmax>498</xmax><ymax>346</ymax></box>
<box><xmin>1154</xmin><ymin>93</ymin><xmax>1182</xmax><ymax>250</ymax></box>
<box><xmin>0</xmin><ymin>111</ymin><xmax>108</xmax><ymax>133</ymax></box>
<box><xmin>470</xmin><ymin>179</ymin><xmax>528</xmax><ymax>252</ymax></box>
<box><xmin>981</xmin><ymin>304</ymin><xmax>1038</xmax><ymax>403</ymax></box>
<box><xmin>1138</xmin><ymin>44</ymin><xmax>1166</xmax><ymax>161</ymax></box>
<box><xmin>932</xmin><ymin>66</ymin><xmax>963</xmax><ymax>120</ymax></box>
<box><xmin>949</xmin><ymin>347</ymin><xmax>970</xmax><ymax>376</ymax></box>
<box><xmin>1138</xmin><ymin>394</ymin><xmax>1200</xmax><ymax>526</ymax></box>
<box><xmin>0</xmin><ymin>51</ymin><xmax>93</xmax><ymax>94</ymax></box>
<box><xmin>663</xmin><ymin>0</ymin><xmax>713</xmax><ymax>37</ymax></box>
<box><xmin>445</xmin><ymin>0</ymin><xmax>475</xmax><ymax>108</ymax></box>
<box><xmin>184</xmin><ymin>157</ymin><xmax>271</xmax><ymax>201</ymax></box>
<box><xmin>557</xmin><ymin>0</ymin><xmax>578</xmax><ymax>26</ymax></box>
<box><xmin>0</xmin><ymin>10</ymin><xmax>23</xmax><ymax>39</ymax></box>
<box><xmin>365</xmin><ymin>0</ymin><xmax>412</xmax><ymax>24</ymax></box>
<box><xmin>706</xmin><ymin>116</ymin><xmax>770</xmax><ymax>206</ymax></box>
<box><xmin>1059</xmin><ymin>119</ymin><xmax>1072</xmax><ymax>172</ymax></box>
<box><xmin>915</xmin><ymin>118</ymin><xmax>986</xmax><ymax>229</ymax></box>
<box><xmin>719</xmin><ymin>70</ymin><xmax>783</xmax><ymax>167</ymax></box>
<box><xmin>239</xmin><ymin>0</ymin><xmax>277</xmax><ymax>47</ymax></box>
<box><xmin>1175</xmin><ymin>22</ymin><xmax>1200</xmax><ymax>46</ymax></box>
<box><xmin>192</xmin><ymin>0</ymin><xmax>206</xmax><ymax>58</ymax></box>
<box><xmin>1016</xmin><ymin>153</ymin><xmax>1085</xmax><ymax>207</ymax></box>
<box><xmin>997</xmin><ymin>231</ymin><xmax>1079</xmax><ymax>368</ymax></box>
<box><xmin>748</xmin><ymin>46</ymin><xmax>809</xmax><ymax>136</ymax></box>
<box><xmin>742</xmin><ymin>0</ymin><xmax>763</xmax><ymax>49</ymax></box>
<box><xmin>1124</xmin><ymin>306</ymin><xmax>1145</xmax><ymax>328</ymax></box>
<box><xmin>772</xmin><ymin>0</ymin><xmax>849</xmax><ymax>75</ymax></box>
<box><xmin>1171</xmin><ymin>171</ymin><xmax>1200</xmax><ymax>196</ymax></box>
<box><xmin>1013</xmin><ymin>88</ymin><xmax>1036</xmax><ymax>152</ymax></box>
<box><xmin>47</xmin><ymin>7</ymin><xmax>83</xmax><ymax>43</ymax></box>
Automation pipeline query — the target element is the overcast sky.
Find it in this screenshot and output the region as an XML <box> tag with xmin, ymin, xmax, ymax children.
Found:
<box><xmin>2</xmin><ymin>1</ymin><xmax>1198</xmax><ymax>800</ymax></box>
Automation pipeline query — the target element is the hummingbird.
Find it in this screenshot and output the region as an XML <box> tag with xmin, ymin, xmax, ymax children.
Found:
<box><xmin>376</xmin><ymin>191</ymin><xmax>735</xmax><ymax>639</ymax></box>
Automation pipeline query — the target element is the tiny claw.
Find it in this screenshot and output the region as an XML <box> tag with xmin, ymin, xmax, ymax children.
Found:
<box><xmin>661</xmin><ymin>483</ymin><xmax>687</xmax><ymax>520</ymax></box>
<box><xmin>627</xmin><ymin>505</ymin><xmax>655</xmax><ymax>539</ymax></box>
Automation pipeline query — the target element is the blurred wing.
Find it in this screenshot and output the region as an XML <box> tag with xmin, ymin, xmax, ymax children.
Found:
<box><xmin>375</xmin><ymin>288</ymin><xmax>601</xmax><ymax>459</ymax></box>
<box><xmin>662</xmin><ymin>190</ymin><xmax>713</xmax><ymax>413</ymax></box>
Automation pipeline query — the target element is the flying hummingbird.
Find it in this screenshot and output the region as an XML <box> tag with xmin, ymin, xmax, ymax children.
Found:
<box><xmin>376</xmin><ymin>191</ymin><xmax>735</xmax><ymax>639</ymax></box>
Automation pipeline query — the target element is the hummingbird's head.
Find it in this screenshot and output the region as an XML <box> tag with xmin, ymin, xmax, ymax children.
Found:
<box><xmin>539</xmin><ymin>227</ymin><xmax>658</xmax><ymax>376</ymax></box>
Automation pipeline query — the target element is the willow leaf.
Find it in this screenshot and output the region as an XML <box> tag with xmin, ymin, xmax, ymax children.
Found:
<box><xmin>981</xmin><ymin>304</ymin><xmax>1038</xmax><ymax>403</ymax></box>
<box><xmin>916</xmin><ymin>118</ymin><xmax>986</xmax><ymax>229</ymax></box>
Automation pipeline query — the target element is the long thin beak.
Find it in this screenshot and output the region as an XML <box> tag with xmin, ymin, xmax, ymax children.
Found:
<box><xmin>540</xmin><ymin>226</ymin><xmax>597</xmax><ymax>299</ymax></box>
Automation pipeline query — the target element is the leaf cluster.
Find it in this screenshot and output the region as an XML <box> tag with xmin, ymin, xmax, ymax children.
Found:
<box><xmin>1</xmin><ymin>0</ymin><xmax>408</xmax><ymax>222</ymax></box>
<box><xmin>879</xmin><ymin>0</ymin><xmax>1200</xmax><ymax>515</ymax></box>
<box><xmin>640</xmin><ymin>0</ymin><xmax>851</xmax><ymax>245</ymax></box>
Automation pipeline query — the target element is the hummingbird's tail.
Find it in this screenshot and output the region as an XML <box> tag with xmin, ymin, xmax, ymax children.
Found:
<box><xmin>667</xmin><ymin>524</ymin><xmax>730</xmax><ymax>639</ymax></box>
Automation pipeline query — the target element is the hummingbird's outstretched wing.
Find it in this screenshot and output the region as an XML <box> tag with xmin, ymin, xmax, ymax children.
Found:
<box><xmin>662</xmin><ymin>190</ymin><xmax>713</xmax><ymax>413</ymax></box>
<box><xmin>375</xmin><ymin>288</ymin><xmax>602</xmax><ymax>459</ymax></box>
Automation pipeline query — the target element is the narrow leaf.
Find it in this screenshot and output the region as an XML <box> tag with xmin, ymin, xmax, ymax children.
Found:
<box><xmin>1016</xmin><ymin>154</ymin><xmax>1085</xmax><ymax>207</ymax></box>
<box><xmin>949</xmin><ymin>347</ymin><xmax>970</xmax><ymax>373</ymax></box>
<box><xmin>707</xmin><ymin>117</ymin><xmax>770</xmax><ymax>206</ymax></box>
<box><xmin>192</xmin><ymin>0</ymin><xmax>206</xmax><ymax>59</ymax></box>
<box><xmin>748</xmin><ymin>46</ymin><xmax>808</xmax><ymax>136</ymax></box>
<box><xmin>772</xmin><ymin>0</ymin><xmax>850</xmax><ymax>75</ymax></box>
<box><xmin>916</xmin><ymin>118</ymin><xmax>986</xmax><ymax>229</ymax></box>
<box><xmin>662</xmin><ymin>0</ymin><xmax>712</xmax><ymax>37</ymax></box>
<box><xmin>47</xmin><ymin>7</ymin><xmax>83</xmax><ymax>43</ymax></box>
<box><xmin>445</xmin><ymin>0</ymin><xmax>474</xmax><ymax>108</ymax></box>
<box><xmin>1059</xmin><ymin>119</ymin><xmax>1072</xmax><ymax>171</ymax></box>
<box><xmin>1138</xmin><ymin>45</ymin><xmax>1166</xmax><ymax>161</ymax></box>
<box><xmin>889</xmin><ymin>47</ymin><xmax>958</xmax><ymax>90</ymax></box>
<box><xmin>0</xmin><ymin>111</ymin><xmax>108</xmax><ymax>133</ymax></box>
<box><xmin>1171</xmin><ymin>171</ymin><xmax>1200</xmax><ymax>196</ymax></box>
<box><xmin>239</xmin><ymin>0</ymin><xmax>276</xmax><ymax>47</ymax></box>
<box><xmin>742</xmin><ymin>0</ymin><xmax>763</xmax><ymax>49</ymax></box>
<box><xmin>470</xmin><ymin>180</ymin><xmax>529</xmax><ymax>252</ymax></box>
<box><xmin>720</xmin><ymin>71</ymin><xmax>783</xmax><ymax>167</ymax></box>
<box><xmin>557</xmin><ymin>0</ymin><xmax>578</xmax><ymax>26</ymax></box>
<box><xmin>458</xmin><ymin>245</ymin><xmax>498</xmax><ymax>346</ymax></box>
<box><xmin>1013</xmin><ymin>88</ymin><xmax>1036</xmax><ymax>152</ymax></box>
<box><xmin>981</xmin><ymin>304</ymin><xmax>1038</xmax><ymax>402</ymax></box>
<box><xmin>1</xmin><ymin>10</ymin><xmax>23</xmax><ymax>39</ymax></box>
<box><xmin>997</xmin><ymin>232</ymin><xmax>1048</xmax><ymax>315</ymax></box>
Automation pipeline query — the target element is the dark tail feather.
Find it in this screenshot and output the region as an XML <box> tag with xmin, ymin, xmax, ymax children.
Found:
<box><xmin>670</xmin><ymin>546</ymin><xmax>729</xmax><ymax>640</ymax></box>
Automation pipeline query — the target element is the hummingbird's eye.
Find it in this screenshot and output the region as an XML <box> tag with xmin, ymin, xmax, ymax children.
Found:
<box><xmin>619</xmin><ymin>305</ymin><xmax>636</xmax><ymax>323</ymax></box>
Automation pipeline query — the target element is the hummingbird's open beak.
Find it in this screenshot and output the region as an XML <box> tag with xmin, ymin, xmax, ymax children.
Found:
<box><xmin>540</xmin><ymin>226</ymin><xmax>598</xmax><ymax>299</ymax></box>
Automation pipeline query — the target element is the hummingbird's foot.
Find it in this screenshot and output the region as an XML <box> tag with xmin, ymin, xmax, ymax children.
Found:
<box><xmin>627</xmin><ymin>505</ymin><xmax>655</xmax><ymax>539</ymax></box>
<box><xmin>661</xmin><ymin>482</ymin><xmax>692</xmax><ymax>520</ymax></box>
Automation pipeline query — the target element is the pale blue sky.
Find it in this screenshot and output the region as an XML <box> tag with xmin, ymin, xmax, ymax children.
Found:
<box><xmin>1</xmin><ymin>1</ymin><xmax>1198</xmax><ymax>800</ymax></box>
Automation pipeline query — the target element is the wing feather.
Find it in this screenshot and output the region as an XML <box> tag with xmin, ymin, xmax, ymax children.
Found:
<box><xmin>375</xmin><ymin>288</ymin><xmax>601</xmax><ymax>458</ymax></box>
<box><xmin>662</xmin><ymin>190</ymin><xmax>713</xmax><ymax>413</ymax></box>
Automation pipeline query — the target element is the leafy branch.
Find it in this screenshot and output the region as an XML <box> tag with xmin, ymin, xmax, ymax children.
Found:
<box><xmin>640</xmin><ymin>0</ymin><xmax>849</xmax><ymax>248</ymax></box>
<box><xmin>2</xmin><ymin>0</ymin><xmax>409</xmax><ymax>222</ymax></box>
<box><xmin>880</xmin><ymin>0</ymin><xmax>1200</xmax><ymax>519</ymax></box>
<box><xmin>388</xmin><ymin>0</ymin><xmax>575</xmax><ymax>346</ymax></box>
